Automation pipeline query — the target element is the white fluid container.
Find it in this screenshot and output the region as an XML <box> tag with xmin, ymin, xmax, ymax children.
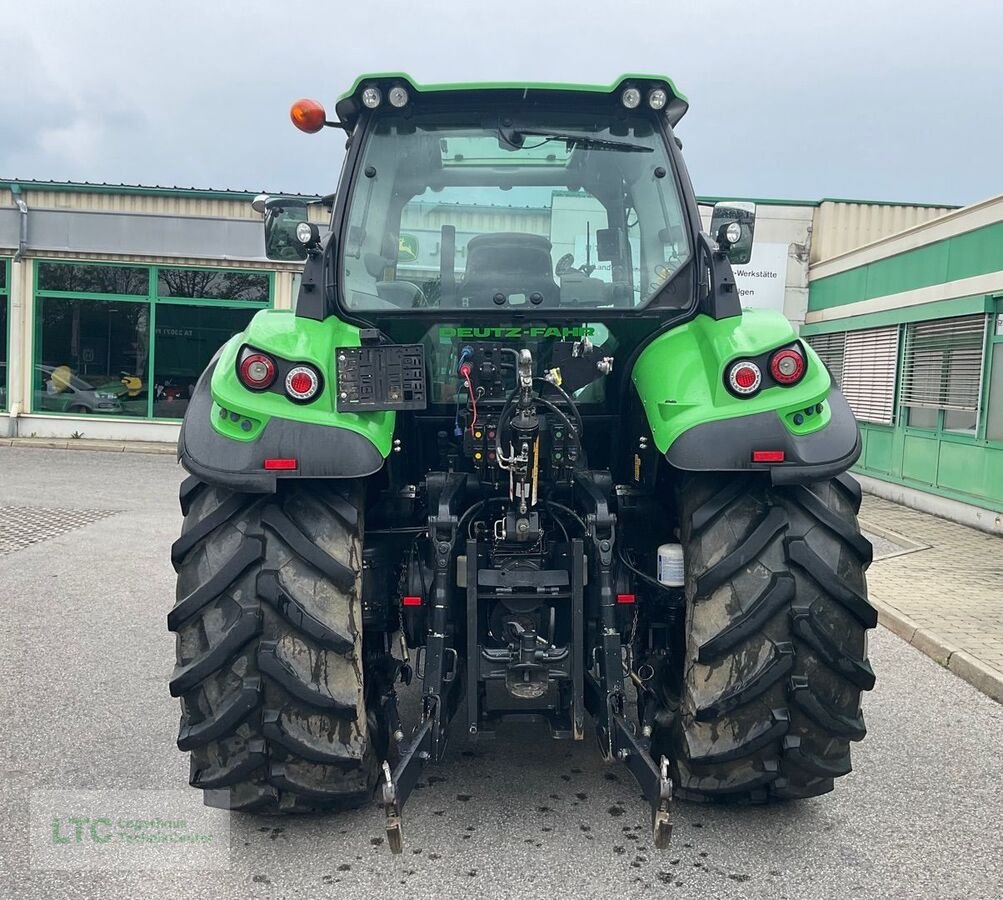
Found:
<box><xmin>657</xmin><ymin>543</ymin><xmax>685</xmax><ymax>587</ymax></box>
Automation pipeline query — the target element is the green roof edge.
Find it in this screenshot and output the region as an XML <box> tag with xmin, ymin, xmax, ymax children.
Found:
<box><xmin>0</xmin><ymin>179</ymin><xmax>320</xmax><ymax>202</ymax></box>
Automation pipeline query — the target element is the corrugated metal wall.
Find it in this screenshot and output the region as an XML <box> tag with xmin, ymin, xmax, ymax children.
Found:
<box><xmin>0</xmin><ymin>186</ymin><xmax>329</xmax><ymax>224</ymax></box>
<box><xmin>810</xmin><ymin>201</ymin><xmax>955</xmax><ymax>264</ymax></box>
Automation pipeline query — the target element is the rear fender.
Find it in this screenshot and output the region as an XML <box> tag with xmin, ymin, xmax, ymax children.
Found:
<box><xmin>630</xmin><ymin>310</ymin><xmax>860</xmax><ymax>484</ymax></box>
<box><xmin>178</xmin><ymin>309</ymin><xmax>394</xmax><ymax>492</ymax></box>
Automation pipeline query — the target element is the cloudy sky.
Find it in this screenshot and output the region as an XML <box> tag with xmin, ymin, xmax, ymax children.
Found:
<box><xmin>2</xmin><ymin>0</ymin><xmax>1001</xmax><ymax>206</ymax></box>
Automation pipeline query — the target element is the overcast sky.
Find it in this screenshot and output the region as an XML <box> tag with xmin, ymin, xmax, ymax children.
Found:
<box><xmin>2</xmin><ymin>0</ymin><xmax>1001</xmax><ymax>206</ymax></box>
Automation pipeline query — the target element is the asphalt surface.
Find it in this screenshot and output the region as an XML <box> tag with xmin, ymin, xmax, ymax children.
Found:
<box><xmin>2</xmin><ymin>446</ymin><xmax>1002</xmax><ymax>900</ymax></box>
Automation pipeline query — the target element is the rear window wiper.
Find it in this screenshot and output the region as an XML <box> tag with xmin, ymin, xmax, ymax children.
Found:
<box><xmin>504</xmin><ymin>129</ymin><xmax>653</xmax><ymax>153</ymax></box>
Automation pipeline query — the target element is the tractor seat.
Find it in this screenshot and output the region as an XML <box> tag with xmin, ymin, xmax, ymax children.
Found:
<box><xmin>459</xmin><ymin>233</ymin><xmax>560</xmax><ymax>306</ymax></box>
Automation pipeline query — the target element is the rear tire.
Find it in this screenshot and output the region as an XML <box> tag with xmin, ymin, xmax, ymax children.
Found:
<box><xmin>168</xmin><ymin>476</ymin><xmax>381</xmax><ymax>812</ymax></box>
<box><xmin>652</xmin><ymin>471</ymin><xmax>875</xmax><ymax>802</ymax></box>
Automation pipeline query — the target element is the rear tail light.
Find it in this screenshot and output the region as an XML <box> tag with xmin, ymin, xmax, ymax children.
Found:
<box><xmin>264</xmin><ymin>458</ymin><xmax>297</xmax><ymax>470</ymax></box>
<box><xmin>770</xmin><ymin>347</ymin><xmax>806</xmax><ymax>385</ymax></box>
<box><xmin>284</xmin><ymin>365</ymin><xmax>321</xmax><ymax>402</ymax></box>
<box><xmin>752</xmin><ymin>450</ymin><xmax>785</xmax><ymax>463</ymax></box>
<box><xmin>238</xmin><ymin>351</ymin><xmax>277</xmax><ymax>390</ymax></box>
<box><xmin>402</xmin><ymin>595</ymin><xmax>423</xmax><ymax>607</ymax></box>
<box><xmin>726</xmin><ymin>360</ymin><xmax>762</xmax><ymax>396</ymax></box>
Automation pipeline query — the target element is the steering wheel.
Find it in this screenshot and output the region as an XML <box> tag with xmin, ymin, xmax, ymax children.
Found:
<box><xmin>555</xmin><ymin>253</ymin><xmax>576</xmax><ymax>276</ymax></box>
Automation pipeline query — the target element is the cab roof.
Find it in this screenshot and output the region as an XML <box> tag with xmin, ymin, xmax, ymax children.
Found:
<box><xmin>334</xmin><ymin>73</ymin><xmax>689</xmax><ymax>129</ymax></box>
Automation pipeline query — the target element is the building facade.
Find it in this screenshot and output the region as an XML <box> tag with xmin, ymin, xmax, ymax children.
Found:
<box><xmin>803</xmin><ymin>194</ymin><xmax>1003</xmax><ymax>527</ymax></box>
<box><xmin>0</xmin><ymin>181</ymin><xmax>328</xmax><ymax>442</ymax></box>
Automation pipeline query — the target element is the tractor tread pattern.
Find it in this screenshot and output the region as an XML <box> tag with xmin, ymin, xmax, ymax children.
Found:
<box><xmin>169</xmin><ymin>598</ymin><xmax>263</xmax><ymax>696</ymax></box>
<box><xmin>167</xmin><ymin>537</ymin><xmax>264</xmax><ymax>631</ymax></box>
<box><xmin>697</xmin><ymin>573</ymin><xmax>795</xmax><ymax>663</ymax></box>
<box><xmin>171</xmin><ymin>493</ymin><xmax>254</xmax><ymax>568</ymax></box>
<box><xmin>654</xmin><ymin>472</ymin><xmax>875</xmax><ymax>803</ymax></box>
<box><xmin>190</xmin><ymin>738</ymin><xmax>268</xmax><ymax>789</ymax></box>
<box><xmin>257</xmin><ymin>570</ymin><xmax>354</xmax><ymax>654</ymax></box>
<box><xmin>694</xmin><ymin>642</ymin><xmax>795</xmax><ymax>721</ymax></box>
<box><xmin>176</xmin><ymin>676</ymin><xmax>262</xmax><ymax>750</ymax></box>
<box><xmin>696</xmin><ymin>506</ymin><xmax>789</xmax><ymax>595</ymax></box>
<box><xmin>260</xmin><ymin>505</ymin><xmax>356</xmax><ymax>593</ymax></box>
<box><xmin>262</xmin><ymin>708</ymin><xmax>364</xmax><ymax>765</ymax></box>
<box><xmin>791</xmin><ymin>603</ymin><xmax>876</xmax><ymax>690</ymax></box>
<box><xmin>787</xmin><ymin>539</ymin><xmax>878</xmax><ymax>628</ymax></box>
<box><xmin>169</xmin><ymin>479</ymin><xmax>378</xmax><ymax>814</ymax></box>
<box><xmin>257</xmin><ymin>640</ymin><xmax>358</xmax><ymax>714</ymax></box>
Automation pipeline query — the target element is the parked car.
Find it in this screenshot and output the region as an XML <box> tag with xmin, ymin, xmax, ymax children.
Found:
<box><xmin>35</xmin><ymin>365</ymin><xmax>123</xmax><ymax>414</ymax></box>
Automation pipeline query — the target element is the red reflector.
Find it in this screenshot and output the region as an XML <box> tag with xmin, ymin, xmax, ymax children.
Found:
<box><xmin>263</xmin><ymin>458</ymin><xmax>298</xmax><ymax>470</ymax></box>
<box><xmin>727</xmin><ymin>360</ymin><xmax>762</xmax><ymax>396</ymax></box>
<box><xmin>284</xmin><ymin>364</ymin><xmax>321</xmax><ymax>401</ymax></box>
<box><xmin>752</xmin><ymin>450</ymin><xmax>785</xmax><ymax>463</ymax></box>
<box><xmin>402</xmin><ymin>595</ymin><xmax>423</xmax><ymax>607</ymax></box>
<box><xmin>616</xmin><ymin>593</ymin><xmax>636</xmax><ymax>605</ymax></box>
<box><xmin>289</xmin><ymin>370</ymin><xmax>314</xmax><ymax>395</ymax></box>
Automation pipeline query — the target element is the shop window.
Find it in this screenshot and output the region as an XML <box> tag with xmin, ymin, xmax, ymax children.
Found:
<box><xmin>157</xmin><ymin>268</ymin><xmax>269</xmax><ymax>302</ymax></box>
<box><xmin>900</xmin><ymin>315</ymin><xmax>987</xmax><ymax>435</ymax></box>
<box><xmin>32</xmin><ymin>261</ymin><xmax>273</xmax><ymax>420</ymax></box>
<box><xmin>35</xmin><ymin>297</ymin><xmax>150</xmax><ymax>416</ymax></box>
<box><xmin>37</xmin><ymin>262</ymin><xmax>149</xmax><ymax>296</ymax></box>
<box><xmin>152</xmin><ymin>305</ymin><xmax>257</xmax><ymax>418</ymax></box>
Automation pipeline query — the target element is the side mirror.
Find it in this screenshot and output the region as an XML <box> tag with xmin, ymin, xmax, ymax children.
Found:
<box><xmin>261</xmin><ymin>196</ymin><xmax>311</xmax><ymax>261</ymax></box>
<box><xmin>710</xmin><ymin>201</ymin><xmax>756</xmax><ymax>265</ymax></box>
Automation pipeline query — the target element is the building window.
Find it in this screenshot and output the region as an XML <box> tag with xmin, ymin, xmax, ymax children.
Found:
<box><xmin>35</xmin><ymin>297</ymin><xmax>150</xmax><ymax>416</ymax></box>
<box><xmin>157</xmin><ymin>268</ymin><xmax>269</xmax><ymax>302</ymax></box>
<box><xmin>808</xmin><ymin>326</ymin><xmax>899</xmax><ymax>424</ymax></box>
<box><xmin>1</xmin><ymin>258</ymin><xmax>8</xmax><ymax>411</ymax></box>
<box><xmin>152</xmin><ymin>305</ymin><xmax>256</xmax><ymax>418</ymax></box>
<box><xmin>37</xmin><ymin>262</ymin><xmax>149</xmax><ymax>296</ymax></box>
<box><xmin>32</xmin><ymin>260</ymin><xmax>271</xmax><ymax>419</ymax></box>
<box><xmin>900</xmin><ymin>314</ymin><xmax>987</xmax><ymax>435</ymax></box>
<box><xmin>806</xmin><ymin>332</ymin><xmax>845</xmax><ymax>386</ymax></box>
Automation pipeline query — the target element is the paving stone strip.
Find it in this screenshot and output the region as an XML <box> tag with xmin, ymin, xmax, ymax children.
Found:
<box><xmin>859</xmin><ymin>492</ymin><xmax>1003</xmax><ymax>703</ymax></box>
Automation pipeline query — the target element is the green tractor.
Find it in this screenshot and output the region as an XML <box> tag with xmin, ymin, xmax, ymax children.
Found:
<box><xmin>169</xmin><ymin>74</ymin><xmax>875</xmax><ymax>852</ymax></box>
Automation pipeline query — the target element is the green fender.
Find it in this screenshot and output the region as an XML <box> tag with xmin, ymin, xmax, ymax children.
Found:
<box><xmin>178</xmin><ymin>310</ymin><xmax>395</xmax><ymax>491</ymax></box>
<box><xmin>630</xmin><ymin>310</ymin><xmax>860</xmax><ymax>481</ymax></box>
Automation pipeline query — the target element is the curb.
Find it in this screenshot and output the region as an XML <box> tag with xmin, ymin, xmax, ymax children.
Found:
<box><xmin>871</xmin><ymin>595</ymin><xmax>1003</xmax><ymax>704</ymax></box>
<box><xmin>2</xmin><ymin>437</ymin><xmax>175</xmax><ymax>456</ymax></box>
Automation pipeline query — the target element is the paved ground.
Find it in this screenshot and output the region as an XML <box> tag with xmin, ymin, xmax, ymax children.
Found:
<box><xmin>859</xmin><ymin>495</ymin><xmax>1003</xmax><ymax>676</ymax></box>
<box><xmin>2</xmin><ymin>446</ymin><xmax>1003</xmax><ymax>900</ymax></box>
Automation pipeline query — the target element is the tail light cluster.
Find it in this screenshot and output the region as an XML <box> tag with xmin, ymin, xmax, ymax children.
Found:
<box><xmin>237</xmin><ymin>347</ymin><xmax>322</xmax><ymax>403</ymax></box>
<box><xmin>238</xmin><ymin>352</ymin><xmax>276</xmax><ymax>390</ymax></box>
<box><xmin>725</xmin><ymin>343</ymin><xmax>807</xmax><ymax>397</ymax></box>
<box><xmin>769</xmin><ymin>348</ymin><xmax>806</xmax><ymax>385</ymax></box>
